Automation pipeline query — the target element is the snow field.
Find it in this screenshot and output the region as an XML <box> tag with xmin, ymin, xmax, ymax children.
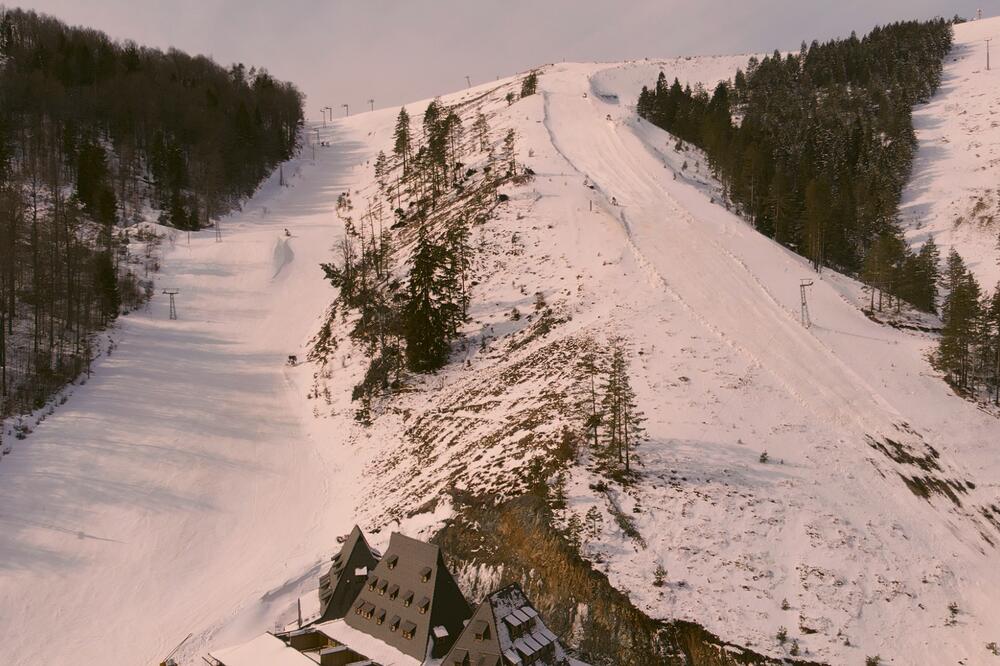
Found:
<box><xmin>2</xmin><ymin>26</ymin><xmax>1000</xmax><ymax>666</ymax></box>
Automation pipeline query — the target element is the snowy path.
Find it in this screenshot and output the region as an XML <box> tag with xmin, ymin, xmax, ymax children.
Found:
<box><xmin>0</xmin><ymin>126</ymin><xmax>368</xmax><ymax>665</ymax></box>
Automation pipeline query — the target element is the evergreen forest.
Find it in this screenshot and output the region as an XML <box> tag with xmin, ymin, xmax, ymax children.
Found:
<box><xmin>0</xmin><ymin>8</ymin><xmax>303</xmax><ymax>415</ymax></box>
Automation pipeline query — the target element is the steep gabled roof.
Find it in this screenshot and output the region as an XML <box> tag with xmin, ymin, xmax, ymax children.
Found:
<box><xmin>344</xmin><ymin>532</ymin><xmax>472</xmax><ymax>660</ymax></box>
<box><xmin>317</xmin><ymin>525</ymin><xmax>380</xmax><ymax>622</ymax></box>
<box><xmin>443</xmin><ymin>584</ymin><xmax>566</xmax><ymax>666</ymax></box>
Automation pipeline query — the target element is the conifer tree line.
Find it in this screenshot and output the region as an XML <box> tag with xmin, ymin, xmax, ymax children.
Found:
<box><xmin>1</xmin><ymin>8</ymin><xmax>302</xmax><ymax>230</ymax></box>
<box><xmin>579</xmin><ymin>339</ymin><xmax>646</xmax><ymax>482</ymax></box>
<box><xmin>520</xmin><ymin>70</ymin><xmax>539</xmax><ymax>98</ymax></box>
<box><xmin>0</xmin><ymin>8</ymin><xmax>302</xmax><ymax>416</ymax></box>
<box><xmin>636</xmin><ymin>19</ymin><xmax>953</xmax><ymax>309</ymax></box>
<box><xmin>934</xmin><ymin>247</ymin><xmax>1000</xmax><ymax>402</ymax></box>
<box><xmin>319</xmin><ymin>87</ymin><xmax>529</xmax><ymax>420</ymax></box>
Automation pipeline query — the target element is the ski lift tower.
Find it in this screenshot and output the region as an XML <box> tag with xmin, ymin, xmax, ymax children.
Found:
<box><xmin>800</xmin><ymin>279</ymin><xmax>814</xmax><ymax>328</ymax></box>
<box><xmin>163</xmin><ymin>289</ymin><xmax>180</xmax><ymax>320</ymax></box>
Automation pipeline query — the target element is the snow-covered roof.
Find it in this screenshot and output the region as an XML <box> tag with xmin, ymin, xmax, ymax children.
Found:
<box><xmin>314</xmin><ymin>619</ymin><xmax>421</xmax><ymax>666</ymax></box>
<box><xmin>443</xmin><ymin>584</ymin><xmax>568</xmax><ymax>666</ymax></box>
<box><xmin>209</xmin><ymin>633</ymin><xmax>315</xmax><ymax>666</ymax></box>
<box><xmin>297</xmin><ymin>587</ymin><xmax>322</xmax><ymax>626</ymax></box>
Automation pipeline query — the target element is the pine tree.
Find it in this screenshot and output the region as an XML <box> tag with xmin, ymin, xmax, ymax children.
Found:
<box><xmin>520</xmin><ymin>71</ymin><xmax>538</xmax><ymax>97</ymax></box>
<box><xmin>804</xmin><ymin>177</ymin><xmax>831</xmax><ymax>271</ymax></box>
<box><xmin>403</xmin><ymin>226</ymin><xmax>452</xmax><ymax>372</ymax></box>
<box><xmin>502</xmin><ymin>129</ymin><xmax>517</xmax><ymax>177</ymax></box>
<box><xmin>986</xmin><ymin>285</ymin><xmax>1000</xmax><ymax>404</ymax></box>
<box><xmin>942</xmin><ymin>247</ymin><xmax>967</xmax><ymax>294</ymax></box>
<box><xmin>911</xmin><ymin>237</ymin><xmax>940</xmax><ymax>312</ymax></box>
<box><xmin>599</xmin><ymin>340</ymin><xmax>646</xmax><ymax>479</ymax></box>
<box><xmin>393</xmin><ymin>107</ymin><xmax>412</xmax><ymax>174</ymax></box>
<box><xmin>938</xmin><ymin>250</ymin><xmax>982</xmax><ymax>388</ymax></box>
<box><xmin>472</xmin><ymin>112</ymin><xmax>490</xmax><ymax>153</ymax></box>
<box><xmin>374</xmin><ymin>150</ymin><xmax>388</xmax><ymax>195</ymax></box>
<box><xmin>578</xmin><ymin>349</ymin><xmax>602</xmax><ymax>452</ymax></box>
<box><xmin>637</xmin><ymin>86</ymin><xmax>653</xmax><ymax>118</ymax></box>
<box><xmin>599</xmin><ymin>346</ymin><xmax>623</xmax><ymax>469</ymax></box>
<box><xmin>445</xmin><ymin>218</ymin><xmax>471</xmax><ymax>323</ymax></box>
<box><xmin>862</xmin><ymin>231</ymin><xmax>907</xmax><ymax>312</ymax></box>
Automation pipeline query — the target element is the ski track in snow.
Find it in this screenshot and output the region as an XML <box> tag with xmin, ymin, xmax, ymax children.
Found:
<box><xmin>0</xmin><ymin>126</ymin><xmax>371</xmax><ymax>665</ymax></box>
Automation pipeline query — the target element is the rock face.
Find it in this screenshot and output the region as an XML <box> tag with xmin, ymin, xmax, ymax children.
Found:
<box><xmin>436</xmin><ymin>492</ymin><xmax>822</xmax><ymax>666</ymax></box>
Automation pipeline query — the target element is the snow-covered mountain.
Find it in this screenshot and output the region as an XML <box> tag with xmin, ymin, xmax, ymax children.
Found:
<box><xmin>902</xmin><ymin>17</ymin><xmax>1000</xmax><ymax>290</ymax></box>
<box><xmin>2</xmin><ymin>17</ymin><xmax>1000</xmax><ymax>666</ymax></box>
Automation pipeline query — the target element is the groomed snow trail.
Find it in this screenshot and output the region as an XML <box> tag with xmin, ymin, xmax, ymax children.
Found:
<box><xmin>545</xmin><ymin>67</ymin><xmax>919</xmax><ymax>450</ymax></box>
<box><xmin>0</xmin><ymin>125</ymin><xmax>368</xmax><ymax>665</ymax></box>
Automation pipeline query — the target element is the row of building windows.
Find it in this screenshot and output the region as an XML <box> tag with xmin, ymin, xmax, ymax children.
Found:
<box><xmin>353</xmin><ymin>600</ymin><xmax>419</xmax><ymax>639</ymax></box>
<box><xmin>365</xmin><ymin>577</ymin><xmax>430</xmax><ymax>613</ymax></box>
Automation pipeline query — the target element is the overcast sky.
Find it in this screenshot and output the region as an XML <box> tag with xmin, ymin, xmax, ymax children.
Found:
<box><xmin>12</xmin><ymin>1</ymin><xmax>994</xmax><ymax>118</ymax></box>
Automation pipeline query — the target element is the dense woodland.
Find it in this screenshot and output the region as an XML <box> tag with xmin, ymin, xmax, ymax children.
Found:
<box><xmin>935</xmin><ymin>247</ymin><xmax>1000</xmax><ymax>403</ymax></box>
<box><xmin>637</xmin><ymin>18</ymin><xmax>1000</xmax><ymax>401</ymax></box>
<box><xmin>0</xmin><ymin>8</ymin><xmax>303</xmax><ymax>415</ymax></box>
<box><xmin>637</xmin><ymin>19</ymin><xmax>952</xmax><ymax>302</ymax></box>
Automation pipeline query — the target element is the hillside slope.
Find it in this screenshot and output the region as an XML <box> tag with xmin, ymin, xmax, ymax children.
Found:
<box><xmin>901</xmin><ymin>16</ymin><xmax>1000</xmax><ymax>288</ymax></box>
<box><xmin>290</xmin><ymin>57</ymin><xmax>1000</xmax><ymax>664</ymax></box>
<box><xmin>0</xmin><ymin>133</ymin><xmax>366</xmax><ymax>665</ymax></box>
<box><xmin>2</xmin><ymin>44</ymin><xmax>999</xmax><ymax>666</ymax></box>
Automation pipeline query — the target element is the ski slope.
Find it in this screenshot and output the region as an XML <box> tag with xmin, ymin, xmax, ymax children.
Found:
<box><xmin>287</xmin><ymin>55</ymin><xmax>1000</xmax><ymax>663</ymax></box>
<box><xmin>0</xmin><ymin>126</ymin><xmax>375</xmax><ymax>664</ymax></box>
<box><xmin>536</xmin><ymin>60</ymin><xmax>1000</xmax><ymax>663</ymax></box>
<box><xmin>1</xmin><ymin>35</ymin><xmax>999</xmax><ymax>666</ymax></box>
<box><xmin>902</xmin><ymin>16</ymin><xmax>1000</xmax><ymax>289</ymax></box>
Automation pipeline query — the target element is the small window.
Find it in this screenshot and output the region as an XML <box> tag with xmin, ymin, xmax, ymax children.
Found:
<box><xmin>375</xmin><ymin>609</ymin><xmax>386</xmax><ymax>625</ymax></box>
<box><xmin>402</xmin><ymin>591</ymin><xmax>413</xmax><ymax>607</ymax></box>
<box><xmin>401</xmin><ymin>621</ymin><xmax>417</xmax><ymax>640</ymax></box>
<box><xmin>353</xmin><ymin>600</ymin><xmax>365</xmax><ymax>615</ymax></box>
<box><xmin>388</xmin><ymin>584</ymin><xmax>399</xmax><ymax>600</ymax></box>
<box><xmin>473</xmin><ymin>619</ymin><xmax>490</xmax><ymax>641</ymax></box>
<box><xmin>419</xmin><ymin>566</ymin><xmax>432</xmax><ymax>582</ymax></box>
<box><xmin>377</xmin><ymin>580</ymin><xmax>388</xmax><ymax>595</ymax></box>
<box><xmin>367</xmin><ymin>575</ymin><xmax>378</xmax><ymax>591</ymax></box>
<box><xmin>389</xmin><ymin>615</ymin><xmax>401</xmax><ymax>632</ymax></box>
<box><xmin>418</xmin><ymin>597</ymin><xmax>430</xmax><ymax>615</ymax></box>
<box><xmin>386</xmin><ymin>554</ymin><xmax>398</xmax><ymax>570</ymax></box>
